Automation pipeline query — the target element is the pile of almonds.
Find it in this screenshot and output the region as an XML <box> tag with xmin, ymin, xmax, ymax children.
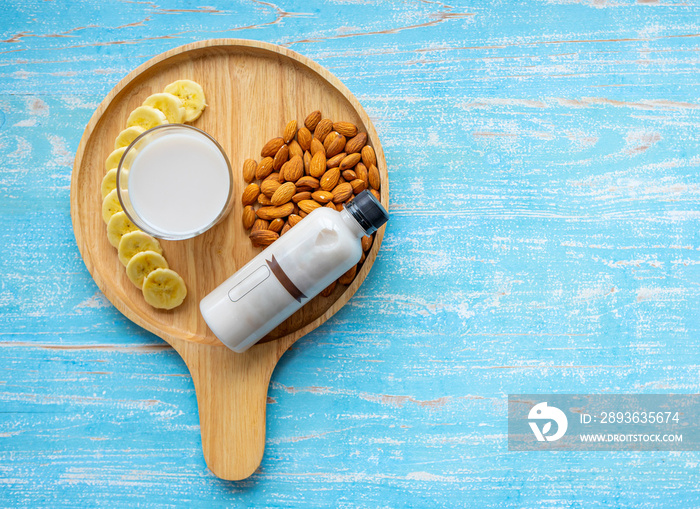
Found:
<box><xmin>241</xmin><ymin>109</ymin><xmax>382</xmax><ymax>296</ymax></box>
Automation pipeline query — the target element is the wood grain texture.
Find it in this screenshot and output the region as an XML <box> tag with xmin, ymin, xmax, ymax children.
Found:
<box><xmin>70</xmin><ymin>39</ymin><xmax>389</xmax><ymax>480</ymax></box>
<box><xmin>1</xmin><ymin>0</ymin><xmax>699</xmax><ymax>506</ymax></box>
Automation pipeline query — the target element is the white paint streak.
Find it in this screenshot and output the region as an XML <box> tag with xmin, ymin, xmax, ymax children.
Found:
<box><xmin>12</xmin><ymin>118</ymin><xmax>36</xmax><ymax>127</ymax></box>
<box><xmin>636</xmin><ymin>287</ymin><xmax>685</xmax><ymax>302</ymax></box>
<box><xmin>75</xmin><ymin>292</ymin><xmax>112</xmax><ymax>310</ymax></box>
<box><xmin>59</xmin><ymin>96</ymin><xmax>99</xmax><ymax>109</ymax></box>
<box><xmin>47</xmin><ymin>134</ymin><xmax>74</xmax><ymax>167</ymax></box>
<box><xmin>406</xmin><ymin>471</ymin><xmax>458</xmax><ymax>482</ymax></box>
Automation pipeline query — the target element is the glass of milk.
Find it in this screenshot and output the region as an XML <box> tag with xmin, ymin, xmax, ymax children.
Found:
<box><xmin>116</xmin><ymin>124</ymin><xmax>233</xmax><ymax>240</ymax></box>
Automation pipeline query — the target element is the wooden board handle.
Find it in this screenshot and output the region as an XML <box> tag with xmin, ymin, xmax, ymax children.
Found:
<box><xmin>171</xmin><ymin>338</ymin><xmax>283</xmax><ymax>480</ymax></box>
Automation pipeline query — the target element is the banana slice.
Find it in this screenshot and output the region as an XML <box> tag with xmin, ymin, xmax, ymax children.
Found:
<box><xmin>126</xmin><ymin>250</ymin><xmax>169</xmax><ymax>288</ymax></box>
<box><xmin>101</xmin><ymin>168</ymin><xmax>118</xmax><ymax>198</ymax></box>
<box><xmin>106</xmin><ymin>211</ymin><xmax>140</xmax><ymax>248</ymax></box>
<box><xmin>142</xmin><ymin>268</ymin><xmax>187</xmax><ymax>310</ymax></box>
<box><xmin>118</xmin><ymin>230</ymin><xmax>162</xmax><ymax>267</ymax></box>
<box><xmin>102</xmin><ymin>189</ymin><xmax>123</xmax><ymax>224</ymax></box>
<box><xmin>163</xmin><ymin>80</ymin><xmax>206</xmax><ymax>122</ymax></box>
<box><xmin>105</xmin><ymin>147</ymin><xmax>127</xmax><ymax>171</ymax></box>
<box><xmin>143</xmin><ymin>93</ymin><xmax>186</xmax><ymax>124</ymax></box>
<box><xmin>127</xmin><ymin>105</ymin><xmax>168</xmax><ymax>130</ymax></box>
<box><xmin>115</xmin><ymin>126</ymin><xmax>145</xmax><ymax>149</ymax></box>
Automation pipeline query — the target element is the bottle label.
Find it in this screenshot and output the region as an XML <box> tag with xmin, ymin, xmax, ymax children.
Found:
<box><xmin>266</xmin><ymin>254</ymin><xmax>307</xmax><ymax>303</ymax></box>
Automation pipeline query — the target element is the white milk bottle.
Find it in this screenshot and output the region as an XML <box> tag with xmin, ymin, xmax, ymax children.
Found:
<box><xmin>200</xmin><ymin>190</ymin><xmax>389</xmax><ymax>353</ymax></box>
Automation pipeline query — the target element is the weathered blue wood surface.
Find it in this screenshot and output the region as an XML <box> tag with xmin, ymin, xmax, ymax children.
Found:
<box><xmin>1</xmin><ymin>0</ymin><xmax>699</xmax><ymax>506</ymax></box>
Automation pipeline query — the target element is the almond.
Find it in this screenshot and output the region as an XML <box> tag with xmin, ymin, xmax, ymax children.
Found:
<box><xmin>255</xmin><ymin>157</ymin><xmax>274</xmax><ymax>180</ymax></box>
<box><xmin>368</xmin><ymin>164</ymin><xmax>381</xmax><ymax>190</ymax></box>
<box><xmin>326</xmin><ymin>133</ymin><xmax>346</xmax><ymax>158</ymax></box>
<box><xmin>269</xmin><ymin>218</ymin><xmax>285</xmax><ymax>233</ymax></box>
<box><xmin>310</xmin><ymin>138</ymin><xmax>325</xmax><ymax>156</ymax></box>
<box><xmin>345</xmin><ymin>132</ymin><xmax>367</xmax><ymax>154</ymax></box>
<box><xmin>304</xmin><ymin>110</ymin><xmax>322</xmax><ymax>131</ymax></box>
<box><xmin>296</xmin><ymin>175</ymin><xmax>320</xmax><ymax>189</ymax></box>
<box><xmin>242</xmin><ymin>205</ymin><xmax>256</xmax><ymax>229</ymax></box>
<box><xmin>303</xmin><ymin>150</ymin><xmax>312</xmax><ymax>174</ymax></box>
<box><xmin>272</xmin><ymin>144</ymin><xmax>289</xmax><ymax>171</ymax></box>
<box><xmin>271</xmin><ymin>181</ymin><xmax>296</xmax><ymax>205</ymax></box>
<box><xmin>297</xmin><ymin>127</ymin><xmax>312</xmax><ymax>151</ymax></box>
<box><xmin>241</xmin><ymin>183</ymin><xmax>260</xmax><ymax>205</ymax></box>
<box><xmin>252</xmin><ymin>219</ymin><xmax>269</xmax><ymax>232</ymax></box>
<box><xmin>277</xmin><ymin>163</ymin><xmax>286</xmax><ymax>182</ymax></box>
<box><xmin>325</xmin><ymin>202</ymin><xmax>336</xmax><ymax>209</ymax></box>
<box><xmin>323</xmin><ymin>131</ymin><xmax>339</xmax><ymax>152</ymax></box>
<box><xmin>288</xmin><ymin>214</ymin><xmax>302</xmax><ymax>227</ymax></box>
<box><xmin>288</xmin><ymin>139</ymin><xmax>303</xmax><ymax>159</ymax></box>
<box><xmin>360</xmin><ymin>251</ymin><xmax>366</xmax><ymax>264</ymax></box>
<box><xmin>350</xmin><ymin>178</ymin><xmax>367</xmax><ymax>194</ymax></box>
<box><xmin>261</xmin><ymin>137</ymin><xmax>285</xmax><ymax>158</ymax></box>
<box><xmin>258</xmin><ymin>194</ymin><xmax>273</xmax><ymax>206</ymax></box>
<box><xmin>333</xmin><ymin>121</ymin><xmax>357</xmax><ymax>138</ymax></box>
<box><xmin>264</xmin><ymin>172</ymin><xmax>280</xmax><ymax>182</ymax></box>
<box><xmin>298</xmin><ymin>199</ymin><xmax>321</xmax><ymax>214</ymax></box>
<box><xmin>309</xmin><ymin>152</ymin><xmax>327</xmax><ymax>178</ymax></box>
<box><xmin>335</xmin><ymin>203</ymin><xmax>344</xmax><ymax>212</ymax></box>
<box><xmin>331</xmin><ymin>182</ymin><xmax>353</xmax><ymax>203</ymax></box>
<box><xmin>257</xmin><ymin>202</ymin><xmax>295</xmax><ymax>220</ymax></box>
<box><xmin>311</xmin><ymin>190</ymin><xmax>334</xmax><ymax>203</ymax></box>
<box><xmin>250</xmin><ymin>229</ymin><xmax>278</xmax><ymax>247</ymax></box>
<box><xmin>261</xmin><ymin>178</ymin><xmax>281</xmax><ymax>197</ymax></box>
<box><xmin>338</xmin><ymin>265</ymin><xmax>357</xmax><ymax>286</ymax></box>
<box><xmin>337</xmin><ymin>264</ymin><xmax>357</xmax><ymax>285</ymax></box>
<box><xmin>342</xmin><ymin>169</ymin><xmax>357</xmax><ymax>181</ymax></box>
<box><xmin>339</xmin><ymin>152</ymin><xmax>361</xmax><ymax>171</ymax></box>
<box><xmin>355</xmin><ymin>162</ymin><xmax>369</xmax><ymax>186</ymax></box>
<box><xmin>361</xmin><ymin>145</ymin><xmax>376</xmax><ymax>168</ymax></box>
<box><xmin>283</xmin><ymin>155</ymin><xmax>304</xmax><ymax>182</ymax></box>
<box><xmin>293</xmin><ymin>191</ymin><xmax>312</xmax><ymax>203</ymax></box>
<box><xmin>320</xmin><ymin>281</ymin><xmax>336</xmax><ymax>297</ymax></box>
<box><xmin>283</xmin><ymin>120</ymin><xmax>297</xmax><ymax>144</ymax></box>
<box><xmin>320</xmin><ymin>168</ymin><xmax>340</xmax><ymax>191</ymax></box>
<box><xmin>242</xmin><ymin>158</ymin><xmax>257</xmax><ymax>183</ymax></box>
<box><xmin>326</xmin><ymin>152</ymin><xmax>346</xmax><ymax>169</ymax></box>
<box><xmin>370</xmin><ymin>189</ymin><xmax>381</xmax><ymax>202</ymax></box>
<box><xmin>361</xmin><ymin>234</ymin><xmax>373</xmax><ymax>252</ymax></box>
<box><xmin>314</xmin><ymin>118</ymin><xmax>334</xmax><ymax>142</ymax></box>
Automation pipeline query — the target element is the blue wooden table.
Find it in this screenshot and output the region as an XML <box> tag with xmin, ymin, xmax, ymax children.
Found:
<box><xmin>1</xmin><ymin>0</ymin><xmax>699</xmax><ymax>506</ymax></box>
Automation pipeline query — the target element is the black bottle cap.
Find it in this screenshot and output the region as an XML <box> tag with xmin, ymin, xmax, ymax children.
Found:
<box><xmin>344</xmin><ymin>190</ymin><xmax>389</xmax><ymax>235</ymax></box>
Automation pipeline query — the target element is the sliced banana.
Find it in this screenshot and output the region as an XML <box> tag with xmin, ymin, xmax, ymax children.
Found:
<box><xmin>106</xmin><ymin>211</ymin><xmax>140</xmax><ymax>248</ymax></box>
<box><xmin>143</xmin><ymin>93</ymin><xmax>186</xmax><ymax>124</ymax></box>
<box><xmin>115</xmin><ymin>126</ymin><xmax>145</xmax><ymax>149</ymax></box>
<box><xmin>127</xmin><ymin>105</ymin><xmax>168</xmax><ymax>130</ymax></box>
<box><xmin>126</xmin><ymin>250</ymin><xmax>169</xmax><ymax>288</ymax></box>
<box><xmin>105</xmin><ymin>147</ymin><xmax>127</xmax><ymax>171</ymax></box>
<box><xmin>118</xmin><ymin>230</ymin><xmax>163</xmax><ymax>267</ymax></box>
<box><xmin>142</xmin><ymin>268</ymin><xmax>187</xmax><ymax>310</ymax></box>
<box><xmin>101</xmin><ymin>168</ymin><xmax>118</xmax><ymax>198</ymax></box>
<box><xmin>163</xmin><ymin>80</ymin><xmax>206</xmax><ymax>122</ymax></box>
<box><xmin>102</xmin><ymin>189</ymin><xmax>123</xmax><ymax>224</ymax></box>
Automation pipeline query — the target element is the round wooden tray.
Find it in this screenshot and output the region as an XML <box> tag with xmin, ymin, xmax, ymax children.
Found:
<box><xmin>70</xmin><ymin>39</ymin><xmax>388</xmax><ymax>481</ymax></box>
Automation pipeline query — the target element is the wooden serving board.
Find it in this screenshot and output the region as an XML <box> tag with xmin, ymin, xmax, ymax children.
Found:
<box><xmin>70</xmin><ymin>39</ymin><xmax>389</xmax><ymax>481</ymax></box>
